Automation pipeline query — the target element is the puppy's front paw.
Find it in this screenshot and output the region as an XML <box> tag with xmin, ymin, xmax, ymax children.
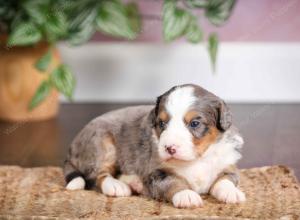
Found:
<box><xmin>172</xmin><ymin>189</ymin><xmax>203</xmax><ymax>208</ymax></box>
<box><xmin>211</xmin><ymin>179</ymin><xmax>246</xmax><ymax>203</ymax></box>
<box><xmin>101</xmin><ymin>176</ymin><xmax>132</xmax><ymax>197</ymax></box>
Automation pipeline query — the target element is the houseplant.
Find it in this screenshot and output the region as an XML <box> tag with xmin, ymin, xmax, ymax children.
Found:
<box><xmin>0</xmin><ymin>0</ymin><xmax>236</xmax><ymax>121</ymax></box>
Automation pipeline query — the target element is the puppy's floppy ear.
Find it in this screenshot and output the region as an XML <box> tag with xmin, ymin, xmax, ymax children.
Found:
<box><xmin>149</xmin><ymin>95</ymin><xmax>162</xmax><ymax>127</ymax></box>
<box><xmin>154</xmin><ymin>95</ymin><xmax>162</xmax><ymax>116</ymax></box>
<box><xmin>216</xmin><ymin>100</ymin><xmax>232</xmax><ymax>131</ymax></box>
<box><xmin>149</xmin><ymin>108</ymin><xmax>156</xmax><ymax>127</ymax></box>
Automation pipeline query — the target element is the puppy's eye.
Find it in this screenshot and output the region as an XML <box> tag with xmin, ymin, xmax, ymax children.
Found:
<box><xmin>190</xmin><ymin>120</ymin><xmax>200</xmax><ymax>128</ymax></box>
<box><xmin>158</xmin><ymin>120</ymin><xmax>166</xmax><ymax>129</ymax></box>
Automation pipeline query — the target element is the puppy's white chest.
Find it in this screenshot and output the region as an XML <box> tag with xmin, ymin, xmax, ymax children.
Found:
<box><xmin>173</xmin><ymin>132</ymin><xmax>243</xmax><ymax>194</ymax></box>
<box><xmin>175</xmin><ymin>160</ymin><xmax>218</xmax><ymax>194</ymax></box>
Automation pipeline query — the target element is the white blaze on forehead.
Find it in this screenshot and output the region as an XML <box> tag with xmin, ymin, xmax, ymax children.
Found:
<box><xmin>165</xmin><ymin>86</ymin><xmax>196</xmax><ymax>118</ymax></box>
<box><xmin>157</xmin><ymin>86</ymin><xmax>197</xmax><ymax>161</ymax></box>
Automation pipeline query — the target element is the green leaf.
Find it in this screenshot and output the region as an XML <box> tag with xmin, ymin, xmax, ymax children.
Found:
<box><xmin>22</xmin><ymin>0</ymin><xmax>50</xmax><ymax>24</ymax></box>
<box><xmin>44</xmin><ymin>12</ymin><xmax>68</xmax><ymax>42</ymax></box>
<box><xmin>50</xmin><ymin>64</ymin><xmax>76</xmax><ymax>100</ymax></box>
<box><xmin>163</xmin><ymin>0</ymin><xmax>191</xmax><ymax>41</ymax></box>
<box><xmin>96</xmin><ymin>0</ymin><xmax>137</xmax><ymax>39</ymax></box>
<box><xmin>0</xmin><ymin>1</ymin><xmax>19</xmax><ymax>23</ymax></box>
<box><xmin>185</xmin><ymin>16</ymin><xmax>203</xmax><ymax>43</ymax></box>
<box><xmin>62</xmin><ymin>0</ymin><xmax>95</xmax><ymax>14</ymax></box>
<box><xmin>68</xmin><ymin>6</ymin><xmax>97</xmax><ymax>31</ymax></box>
<box><xmin>67</xmin><ymin>7</ymin><xmax>98</xmax><ymax>45</ymax></box>
<box><xmin>7</xmin><ymin>21</ymin><xmax>42</xmax><ymax>46</ymax></box>
<box><xmin>10</xmin><ymin>12</ymin><xmax>25</xmax><ymax>31</ymax></box>
<box><xmin>126</xmin><ymin>2</ymin><xmax>141</xmax><ymax>34</ymax></box>
<box><xmin>186</xmin><ymin>0</ymin><xmax>209</xmax><ymax>8</ymax></box>
<box><xmin>68</xmin><ymin>23</ymin><xmax>96</xmax><ymax>46</ymax></box>
<box><xmin>205</xmin><ymin>0</ymin><xmax>236</xmax><ymax>26</ymax></box>
<box><xmin>29</xmin><ymin>80</ymin><xmax>52</xmax><ymax>110</ymax></box>
<box><xmin>208</xmin><ymin>33</ymin><xmax>218</xmax><ymax>72</ymax></box>
<box><xmin>35</xmin><ymin>48</ymin><xmax>52</xmax><ymax>72</ymax></box>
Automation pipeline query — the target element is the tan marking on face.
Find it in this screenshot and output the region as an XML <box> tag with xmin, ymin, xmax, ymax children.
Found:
<box><xmin>184</xmin><ymin>110</ymin><xmax>199</xmax><ymax>124</ymax></box>
<box><xmin>96</xmin><ymin>133</ymin><xmax>117</xmax><ymax>188</ymax></box>
<box><xmin>193</xmin><ymin>127</ymin><xmax>220</xmax><ymax>156</ymax></box>
<box><xmin>155</xmin><ymin>110</ymin><xmax>169</xmax><ymax>137</ymax></box>
<box><xmin>159</xmin><ymin>110</ymin><xmax>169</xmax><ymax>122</ymax></box>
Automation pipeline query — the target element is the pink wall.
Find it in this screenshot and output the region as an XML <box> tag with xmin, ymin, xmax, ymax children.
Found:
<box><xmin>92</xmin><ymin>0</ymin><xmax>300</xmax><ymax>42</ymax></box>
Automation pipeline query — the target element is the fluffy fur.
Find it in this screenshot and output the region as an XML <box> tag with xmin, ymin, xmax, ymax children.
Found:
<box><xmin>64</xmin><ymin>84</ymin><xmax>245</xmax><ymax>208</ymax></box>
<box><xmin>167</xmin><ymin>128</ymin><xmax>243</xmax><ymax>194</ymax></box>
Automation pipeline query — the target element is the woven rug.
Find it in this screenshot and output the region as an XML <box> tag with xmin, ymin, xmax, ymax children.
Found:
<box><xmin>0</xmin><ymin>165</ymin><xmax>299</xmax><ymax>220</ymax></box>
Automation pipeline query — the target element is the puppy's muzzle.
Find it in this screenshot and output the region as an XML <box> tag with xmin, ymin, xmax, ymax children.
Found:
<box><xmin>165</xmin><ymin>145</ymin><xmax>177</xmax><ymax>155</ymax></box>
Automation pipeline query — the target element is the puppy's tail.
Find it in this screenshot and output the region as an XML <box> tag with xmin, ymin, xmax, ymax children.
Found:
<box><xmin>64</xmin><ymin>160</ymin><xmax>86</xmax><ymax>190</ymax></box>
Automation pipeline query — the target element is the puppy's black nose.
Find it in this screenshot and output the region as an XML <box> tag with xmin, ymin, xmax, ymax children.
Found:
<box><xmin>165</xmin><ymin>145</ymin><xmax>176</xmax><ymax>155</ymax></box>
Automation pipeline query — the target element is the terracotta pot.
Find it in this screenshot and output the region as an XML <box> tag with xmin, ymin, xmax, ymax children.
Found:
<box><xmin>0</xmin><ymin>42</ymin><xmax>60</xmax><ymax>122</ymax></box>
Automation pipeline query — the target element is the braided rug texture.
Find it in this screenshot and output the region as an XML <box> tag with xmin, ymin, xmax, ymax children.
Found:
<box><xmin>0</xmin><ymin>165</ymin><xmax>299</xmax><ymax>220</ymax></box>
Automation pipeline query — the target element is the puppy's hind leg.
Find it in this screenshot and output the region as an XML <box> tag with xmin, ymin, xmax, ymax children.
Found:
<box><xmin>95</xmin><ymin>134</ymin><xmax>131</xmax><ymax>197</ymax></box>
<box><xmin>64</xmin><ymin>160</ymin><xmax>86</xmax><ymax>190</ymax></box>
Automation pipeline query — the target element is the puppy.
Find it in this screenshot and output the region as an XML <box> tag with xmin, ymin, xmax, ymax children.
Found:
<box><xmin>64</xmin><ymin>84</ymin><xmax>245</xmax><ymax>208</ymax></box>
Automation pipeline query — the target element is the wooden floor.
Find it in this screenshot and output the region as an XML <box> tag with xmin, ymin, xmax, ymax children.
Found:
<box><xmin>0</xmin><ymin>103</ymin><xmax>299</xmax><ymax>179</ymax></box>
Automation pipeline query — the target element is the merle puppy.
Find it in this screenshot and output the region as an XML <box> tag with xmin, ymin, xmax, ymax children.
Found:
<box><xmin>64</xmin><ymin>84</ymin><xmax>245</xmax><ymax>208</ymax></box>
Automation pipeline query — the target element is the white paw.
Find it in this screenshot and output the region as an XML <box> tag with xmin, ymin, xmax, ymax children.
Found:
<box><xmin>211</xmin><ymin>179</ymin><xmax>246</xmax><ymax>203</ymax></box>
<box><xmin>66</xmin><ymin>177</ymin><xmax>85</xmax><ymax>190</ymax></box>
<box><xmin>101</xmin><ymin>176</ymin><xmax>132</xmax><ymax>197</ymax></box>
<box><xmin>172</xmin><ymin>189</ymin><xmax>203</xmax><ymax>208</ymax></box>
<box><xmin>118</xmin><ymin>174</ymin><xmax>143</xmax><ymax>194</ymax></box>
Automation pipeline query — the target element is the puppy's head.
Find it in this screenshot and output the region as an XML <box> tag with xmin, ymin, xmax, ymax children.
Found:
<box><xmin>152</xmin><ymin>84</ymin><xmax>232</xmax><ymax>162</ymax></box>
